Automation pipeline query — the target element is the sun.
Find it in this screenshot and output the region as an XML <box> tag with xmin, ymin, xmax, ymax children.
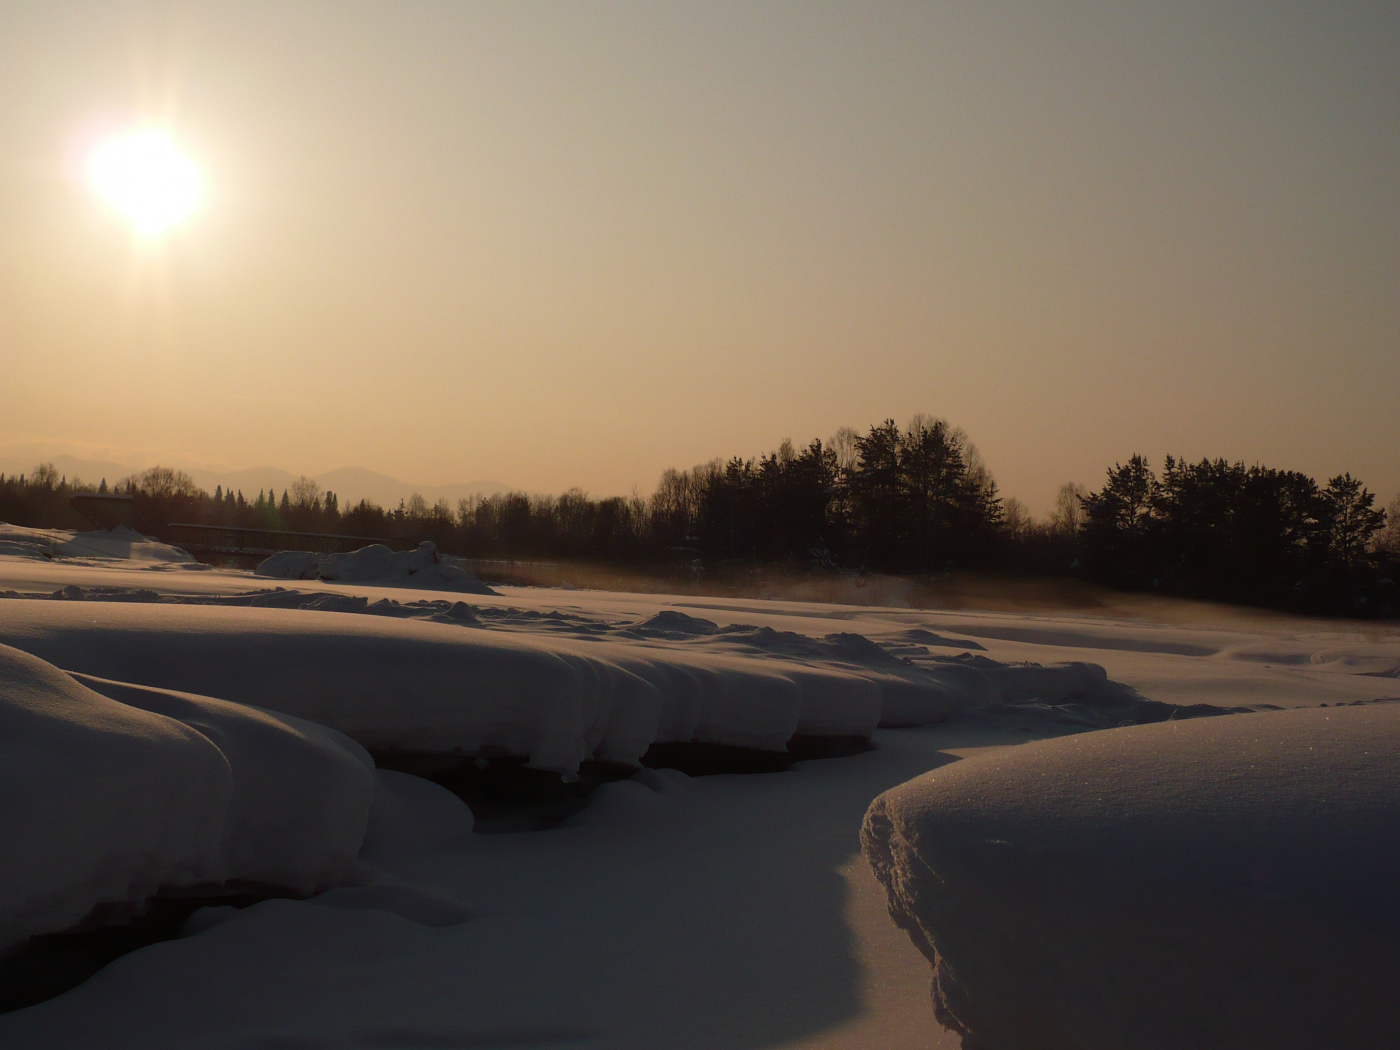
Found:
<box><xmin>89</xmin><ymin>130</ymin><xmax>201</xmax><ymax>236</ymax></box>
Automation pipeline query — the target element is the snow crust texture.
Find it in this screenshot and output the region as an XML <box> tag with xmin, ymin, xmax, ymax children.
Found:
<box><xmin>256</xmin><ymin>542</ymin><xmax>498</xmax><ymax>594</ymax></box>
<box><xmin>0</xmin><ymin>644</ymin><xmax>374</xmax><ymax>954</ymax></box>
<box><xmin>861</xmin><ymin>703</ymin><xmax>1400</xmax><ymax>1049</ymax></box>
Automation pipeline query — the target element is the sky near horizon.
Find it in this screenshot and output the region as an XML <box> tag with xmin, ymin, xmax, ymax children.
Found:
<box><xmin>0</xmin><ymin>2</ymin><xmax>1396</xmax><ymax>513</ymax></box>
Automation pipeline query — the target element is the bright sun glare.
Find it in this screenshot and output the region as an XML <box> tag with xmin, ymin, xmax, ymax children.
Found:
<box><xmin>88</xmin><ymin>129</ymin><xmax>200</xmax><ymax>236</ymax></box>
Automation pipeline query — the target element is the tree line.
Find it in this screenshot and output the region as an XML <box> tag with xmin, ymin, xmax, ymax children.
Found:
<box><xmin>648</xmin><ymin>415</ymin><xmax>1003</xmax><ymax>571</ymax></box>
<box><xmin>1077</xmin><ymin>455</ymin><xmax>1394</xmax><ymax>611</ymax></box>
<box><xmin>2</xmin><ymin>418</ymin><xmax>1396</xmax><ymax>617</ymax></box>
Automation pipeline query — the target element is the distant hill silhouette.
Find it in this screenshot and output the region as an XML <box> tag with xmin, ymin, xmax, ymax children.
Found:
<box><xmin>0</xmin><ymin>454</ymin><xmax>506</xmax><ymax>510</ymax></box>
<box><xmin>262</xmin><ymin>467</ymin><xmax>508</xmax><ymax>510</ymax></box>
<box><xmin>0</xmin><ymin>454</ymin><xmax>136</xmax><ymax>489</ymax></box>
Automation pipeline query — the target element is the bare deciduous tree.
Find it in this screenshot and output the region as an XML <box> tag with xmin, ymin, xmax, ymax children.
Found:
<box><xmin>122</xmin><ymin>466</ymin><xmax>203</xmax><ymax>500</ymax></box>
<box><xmin>1051</xmin><ymin>482</ymin><xmax>1087</xmax><ymax>536</ymax></box>
<box><xmin>290</xmin><ymin>476</ymin><xmax>323</xmax><ymax>509</ymax></box>
<box><xmin>29</xmin><ymin>463</ymin><xmax>59</xmax><ymax>489</ymax></box>
<box><xmin>1374</xmin><ymin>495</ymin><xmax>1400</xmax><ymax>560</ymax></box>
<box><xmin>1002</xmin><ymin>496</ymin><xmax>1033</xmax><ymax>539</ymax></box>
<box><xmin>828</xmin><ymin>427</ymin><xmax>859</xmax><ymax>474</ymax></box>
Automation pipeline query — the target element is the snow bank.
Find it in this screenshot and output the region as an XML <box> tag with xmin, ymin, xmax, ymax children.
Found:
<box><xmin>0</xmin><ymin>525</ymin><xmax>198</xmax><ymax>566</ymax></box>
<box><xmin>0</xmin><ymin>601</ymin><xmax>603</xmax><ymax>773</ymax></box>
<box><xmin>0</xmin><ymin>600</ymin><xmax>932</xmax><ymax>770</ymax></box>
<box><xmin>256</xmin><ymin>542</ymin><xmax>497</xmax><ymax>594</ymax></box>
<box><xmin>0</xmin><ymin>645</ymin><xmax>374</xmax><ymax>954</ymax></box>
<box><xmin>861</xmin><ymin>704</ymin><xmax>1400</xmax><ymax>1048</ymax></box>
<box><xmin>252</xmin><ymin>551</ymin><xmax>319</xmax><ymax>580</ymax></box>
<box><xmin>0</xmin><ymin>597</ymin><xmax>1188</xmax><ymax>773</ymax></box>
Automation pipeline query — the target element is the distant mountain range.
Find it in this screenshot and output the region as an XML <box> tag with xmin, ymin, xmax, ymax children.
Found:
<box><xmin>0</xmin><ymin>454</ymin><xmax>508</xmax><ymax>509</ymax></box>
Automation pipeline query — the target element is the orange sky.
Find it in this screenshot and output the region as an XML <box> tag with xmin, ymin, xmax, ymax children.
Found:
<box><xmin>1</xmin><ymin>2</ymin><xmax>1396</xmax><ymax>513</ymax></box>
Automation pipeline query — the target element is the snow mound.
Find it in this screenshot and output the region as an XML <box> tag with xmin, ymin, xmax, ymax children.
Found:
<box><xmin>627</xmin><ymin>611</ymin><xmax>720</xmax><ymax>638</ymax></box>
<box><xmin>570</xmin><ymin>767</ymin><xmax>697</xmax><ymax>830</ymax></box>
<box><xmin>0</xmin><ymin>645</ymin><xmax>374</xmax><ymax>954</ymax></box>
<box><xmin>252</xmin><ymin>551</ymin><xmax>320</xmax><ymax>580</ymax></box>
<box><xmin>0</xmin><ymin>524</ymin><xmax>199</xmax><ymax>566</ymax></box>
<box><xmin>861</xmin><ymin>704</ymin><xmax>1400</xmax><ymax>1048</ymax></box>
<box><xmin>256</xmin><ymin>542</ymin><xmax>497</xmax><ymax>594</ymax></box>
<box><xmin>940</xmin><ymin>658</ymin><xmax>1232</xmax><ymax>727</ymax></box>
<box><xmin>72</xmin><ymin>675</ymin><xmax>377</xmax><ymax>892</ymax></box>
<box><xmin>360</xmin><ymin>769</ymin><xmax>474</xmax><ymax>858</ymax></box>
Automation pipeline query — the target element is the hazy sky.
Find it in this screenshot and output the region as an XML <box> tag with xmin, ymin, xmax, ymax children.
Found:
<box><xmin>1</xmin><ymin>2</ymin><xmax>1396</xmax><ymax>512</ymax></box>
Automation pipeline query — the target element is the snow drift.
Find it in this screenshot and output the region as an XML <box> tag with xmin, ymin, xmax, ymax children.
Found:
<box><xmin>861</xmin><ymin>703</ymin><xmax>1400</xmax><ymax>1049</ymax></box>
<box><xmin>256</xmin><ymin>542</ymin><xmax>497</xmax><ymax>594</ymax></box>
<box><xmin>0</xmin><ymin>596</ymin><xmax>1192</xmax><ymax>774</ymax></box>
<box><xmin>0</xmin><ymin>644</ymin><xmax>374</xmax><ymax>955</ymax></box>
<box><xmin>0</xmin><ymin>524</ymin><xmax>199</xmax><ymax>567</ymax></box>
<box><xmin>0</xmin><ymin>600</ymin><xmax>893</xmax><ymax>770</ymax></box>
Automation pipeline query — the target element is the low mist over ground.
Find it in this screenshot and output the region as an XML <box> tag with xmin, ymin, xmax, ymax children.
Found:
<box><xmin>457</xmin><ymin>558</ymin><xmax>1343</xmax><ymax>631</ymax></box>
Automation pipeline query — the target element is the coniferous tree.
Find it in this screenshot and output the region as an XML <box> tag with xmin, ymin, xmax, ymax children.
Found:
<box><xmin>1080</xmin><ymin>455</ymin><xmax>1156</xmax><ymax>586</ymax></box>
<box><xmin>1323</xmin><ymin>474</ymin><xmax>1387</xmax><ymax>571</ymax></box>
<box><xmin>848</xmin><ymin>420</ymin><xmax>904</xmax><ymax>569</ymax></box>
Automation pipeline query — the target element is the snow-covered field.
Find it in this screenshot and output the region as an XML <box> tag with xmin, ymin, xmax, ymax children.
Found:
<box><xmin>1</xmin><ymin>527</ymin><xmax>1397</xmax><ymax>1049</ymax></box>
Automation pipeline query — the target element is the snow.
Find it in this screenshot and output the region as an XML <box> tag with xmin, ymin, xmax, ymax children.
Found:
<box><xmin>0</xmin><ymin>598</ymin><xmax>983</xmax><ymax>770</ymax></box>
<box><xmin>0</xmin><ymin>644</ymin><xmax>226</xmax><ymax>954</ymax></box>
<box><xmin>861</xmin><ymin>703</ymin><xmax>1400</xmax><ymax>1048</ymax></box>
<box><xmin>0</xmin><ymin>524</ymin><xmax>202</xmax><ymax>567</ymax></box>
<box><xmin>1</xmin><ymin>719</ymin><xmax>983</xmax><ymax>1050</ymax></box>
<box><xmin>0</xmin><ymin>546</ymin><xmax>1397</xmax><ymax>1047</ymax></box>
<box><xmin>1</xmin><ymin>547</ymin><xmax>1395</xmax><ymax>721</ymax></box>
<box><xmin>251</xmin><ymin>550</ymin><xmax>319</xmax><ymax>580</ymax></box>
<box><xmin>72</xmin><ymin>674</ymin><xmax>377</xmax><ymax>894</ymax></box>
<box><xmin>360</xmin><ymin>770</ymin><xmax>474</xmax><ymax>858</ymax></box>
<box><xmin>257</xmin><ymin>541</ymin><xmax>498</xmax><ymax>594</ymax></box>
<box><xmin>0</xmin><ymin>600</ymin><xmax>612</xmax><ymax>773</ymax></box>
<box><xmin>0</xmin><ymin>591</ymin><xmax>1187</xmax><ymax>771</ymax></box>
<box><xmin>0</xmin><ymin>644</ymin><xmax>373</xmax><ymax>954</ymax></box>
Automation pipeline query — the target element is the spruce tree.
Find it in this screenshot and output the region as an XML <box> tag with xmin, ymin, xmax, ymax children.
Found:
<box><xmin>1323</xmin><ymin>474</ymin><xmax>1387</xmax><ymax>571</ymax></box>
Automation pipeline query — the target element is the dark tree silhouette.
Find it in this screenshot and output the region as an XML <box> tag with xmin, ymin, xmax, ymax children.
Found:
<box><xmin>1</xmin><ymin>430</ymin><xmax>1390</xmax><ymax>618</ymax></box>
